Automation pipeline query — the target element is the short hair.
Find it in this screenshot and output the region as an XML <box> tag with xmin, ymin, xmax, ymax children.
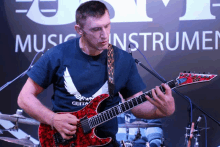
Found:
<box><xmin>76</xmin><ymin>1</ymin><xmax>109</xmax><ymax>27</ymax></box>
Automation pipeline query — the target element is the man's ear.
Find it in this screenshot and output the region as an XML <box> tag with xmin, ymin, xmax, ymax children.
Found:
<box><xmin>74</xmin><ymin>24</ymin><xmax>83</xmax><ymax>36</ymax></box>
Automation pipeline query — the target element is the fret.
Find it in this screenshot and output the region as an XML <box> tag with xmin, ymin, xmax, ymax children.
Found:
<box><xmin>139</xmin><ymin>95</ymin><xmax>143</xmax><ymax>103</ymax></box>
<box><xmin>109</xmin><ymin>109</ymin><xmax>113</xmax><ymax>118</ymax></box>
<box><xmin>107</xmin><ymin>110</ymin><xmax>112</xmax><ymax>119</ymax></box>
<box><xmin>103</xmin><ymin>113</ymin><xmax>106</xmax><ymax>121</ymax></box>
<box><xmin>120</xmin><ymin>103</ymin><xmax>126</xmax><ymax>112</ymax></box>
<box><xmin>124</xmin><ymin>101</ymin><xmax>130</xmax><ymax>110</ymax></box>
<box><xmin>128</xmin><ymin>100</ymin><xmax>133</xmax><ymax>108</ymax></box>
<box><xmin>93</xmin><ymin>118</ymin><xmax>96</xmax><ymax>127</ymax></box>
<box><xmin>88</xmin><ymin>119</ymin><xmax>93</xmax><ymax>128</ymax></box>
<box><xmin>102</xmin><ymin>112</ymin><xmax>106</xmax><ymax>121</ymax></box>
<box><xmin>95</xmin><ymin>116</ymin><xmax>99</xmax><ymax>125</ymax></box>
<box><xmin>103</xmin><ymin>112</ymin><xmax>107</xmax><ymax>120</ymax></box>
<box><xmin>120</xmin><ymin>103</ymin><xmax>125</xmax><ymax>112</ymax></box>
<box><xmin>105</xmin><ymin>111</ymin><xmax>108</xmax><ymax>120</ymax></box>
<box><xmin>111</xmin><ymin>107</ymin><xmax>116</xmax><ymax>116</ymax></box>
<box><xmin>97</xmin><ymin>116</ymin><xmax>100</xmax><ymax>124</ymax></box>
<box><xmin>148</xmin><ymin>91</ymin><xmax>152</xmax><ymax>98</ymax></box>
<box><xmin>135</xmin><ymin>97</ymin><xmax>139</xmax><ymax>105</ymax></box>
<box><xmin>93</xmin><ymin>116</ymin><xmax>97</xmax><ymax>126</ymax></box>
<box><xmin>92</xmin><ymin>118</ymin><xmax>95</xmax><ymax>127</ymax></box>
<box><xmin>100</xmin><ymin>114</ymin><xmax>104</xmax><ymax>122</ymax></box>
<box><xmin>138</xmin><ymin>96</ymin><xmax>142</xmax><ymax>104</ymax></box>
<box><xmin>141</xmin><ymin>94</ymin><xmax>146</xmax><ymax>102</ymax></box>
<box><xmin>132</xmin><ymin>98</ymin><xmax>137</xmax><ymax>106</ymax></box>
<box><xmin>105</xmin><ymin>111</ymin><xmax>109</xmax><ymax>120</ymax></box>
<box><xmin>115</xmin><ymin>106</ymin><xmax>119</xmax><ymax>115</ymax></box>
<box><xmin>114</xmin><ymin>106</ymin><xmax>118</xmax><ymax>115</ymax></box>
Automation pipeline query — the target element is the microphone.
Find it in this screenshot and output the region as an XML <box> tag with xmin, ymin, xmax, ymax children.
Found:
<box><xmin>128</xmin><ymin>44</ymin><xmax>132</xmax><ymax>56</ymax></box>
<box><xmin>194</xmin><ymin>116</ymin><xmax>202</xmax><ymax>130</ymax></box>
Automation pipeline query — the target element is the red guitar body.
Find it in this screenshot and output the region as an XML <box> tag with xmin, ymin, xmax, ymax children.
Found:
<box><xmin>38</xmin><ymin>94</ymin><xmax>112</xmax><ymax>147</ymax></box>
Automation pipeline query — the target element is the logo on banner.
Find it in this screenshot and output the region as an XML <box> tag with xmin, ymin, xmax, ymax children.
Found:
<box><xmin>13</xmin><ymin>0</ymin><xmax>216</xmax><ymax>25</ymax></box>
<box><xmin>3</xmin><ymin>0</ymin><xmax>220</xmax><ymax>55</ymax></box>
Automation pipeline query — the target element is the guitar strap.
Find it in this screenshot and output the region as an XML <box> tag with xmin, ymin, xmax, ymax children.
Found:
<box><xmin>107</xmin><ymin>44</ymin><xmax>115</xmax><ymax>102</ymax></box>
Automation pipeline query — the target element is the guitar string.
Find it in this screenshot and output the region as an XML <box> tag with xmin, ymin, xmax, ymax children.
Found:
<box><xmin>86</xmin><ymin>96</ymin><xmax>145</xmax><ymax>129</ymax></box>
<box><xmin>74</xmin><ymin>94</ymin><xmax>151</xmax><ymax>134</ymax></box>
<box><xmin>74</xmin><ymin>80</ymin><xmax>173</xmax><ymax>129</ymax></box>
<box><xmin>77</xmin><ymin>93</ymin><xmax>148</xmax><ymax>129</ymax></box>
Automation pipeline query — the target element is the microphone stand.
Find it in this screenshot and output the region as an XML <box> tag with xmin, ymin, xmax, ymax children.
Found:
<box><xmin>0</xmin><ymin>52</ymin><xmax>43</xmax><ymax>92</ymax></box>
<box><xmin>134</xmin><ymin>58</ymin><xmax>220</xmax><ymax>126</ymax></box>
<box><xmin>0</xmin><ymin>68</ymin><xmax>30</xmax><ymax>92</ymax></box>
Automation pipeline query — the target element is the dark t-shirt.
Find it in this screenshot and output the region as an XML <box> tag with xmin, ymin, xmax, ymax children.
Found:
<box><xmin>27</xmin><ymin>37</ymin><xmax>146</xmax><ymax>145</ymax></box>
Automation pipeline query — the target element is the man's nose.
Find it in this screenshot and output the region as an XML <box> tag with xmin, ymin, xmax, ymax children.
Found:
<box><xmin>100</xmin><ymin>28</ymin><xmax>108</xmax><ymax>39</ymax></box>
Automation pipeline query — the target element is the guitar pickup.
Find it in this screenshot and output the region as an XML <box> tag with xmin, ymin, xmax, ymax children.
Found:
<box><xmin>80</xmin><ymin>117</ymin><xmax>91</xmax><ymax>134</ymax></box>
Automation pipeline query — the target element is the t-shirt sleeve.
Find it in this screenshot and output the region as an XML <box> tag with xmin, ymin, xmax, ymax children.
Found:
<box><xmin>27</xmin><ymin>50</ymin><xmax>58</xmax><ymax>89</ymax></box>
<box><xmin>120</xmin><ymin>58</ymin><xmax>146</xmax><ymax>98</ymax></box>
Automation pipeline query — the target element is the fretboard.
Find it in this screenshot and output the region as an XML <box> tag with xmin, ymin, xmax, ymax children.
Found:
<box><xmin>88</xmin><ymin>80</ymin><xmax>176</xmax><ymax>128</ymax></box>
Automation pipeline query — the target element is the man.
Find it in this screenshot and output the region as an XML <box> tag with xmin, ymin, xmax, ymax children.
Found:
<box><xmin>17</xmin><ymin>1</ymin><xmax>175</xmax><ymax>147</ymax></box>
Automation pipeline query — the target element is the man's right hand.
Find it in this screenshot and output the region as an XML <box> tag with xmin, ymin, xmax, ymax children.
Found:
<box><xmin>53</xmin><ymin>113</ymin><xmax>79</xmax><ymax>140</ymax></box>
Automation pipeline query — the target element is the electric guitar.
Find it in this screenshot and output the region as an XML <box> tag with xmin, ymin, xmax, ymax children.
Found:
<box><xmin>38</xmin><ymin>72</ymin><xmax>217</xmax><ymax>147</ymax></box>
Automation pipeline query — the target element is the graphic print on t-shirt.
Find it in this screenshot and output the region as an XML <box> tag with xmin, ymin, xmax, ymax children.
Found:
<box><xmin>63</xmin><ymin>67</ymin><xmax>109</xmax><ymax>106</ymax></box>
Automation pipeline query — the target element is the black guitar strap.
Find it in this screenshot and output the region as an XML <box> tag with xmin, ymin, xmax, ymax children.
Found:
<box><xmin>107</xmin><ymin>44</ymin><xmax>115</xmax><ymax>101</ymax></box>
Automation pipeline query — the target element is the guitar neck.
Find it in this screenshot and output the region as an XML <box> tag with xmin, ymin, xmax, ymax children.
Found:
<box><xmin>88</xmin><ymin>80</ymin><xmax>177</xmax><ymax>128</ymax></box>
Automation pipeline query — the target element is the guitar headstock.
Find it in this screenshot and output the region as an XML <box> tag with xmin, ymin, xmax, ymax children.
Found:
<box><xmin>176</xmin><ymin>72</ymin><xmax>217</xmax><ymax>87</ymax></box>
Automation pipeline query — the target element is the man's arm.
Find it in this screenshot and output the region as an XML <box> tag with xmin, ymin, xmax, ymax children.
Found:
<box><xmin>126</xmin><ymin>83</ymin><xmax>175</xmax><ymax>119</ymax></box>
<box><xmin>17</xmin><ymin>77</ymin><xmax>79</xmax><ymax>140</ymax></box>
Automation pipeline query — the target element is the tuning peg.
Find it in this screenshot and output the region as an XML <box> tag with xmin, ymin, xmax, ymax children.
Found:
<box><xmin>206</xmin><ymin>75</ymin><xmax>210</xmax><ymax>78</ymax></box>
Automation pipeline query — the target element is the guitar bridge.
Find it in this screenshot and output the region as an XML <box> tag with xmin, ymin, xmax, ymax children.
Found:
<box><xmin>80</xmin><ymin>117</ymin><xmax>91</xmax><ymax>134</ymax></box>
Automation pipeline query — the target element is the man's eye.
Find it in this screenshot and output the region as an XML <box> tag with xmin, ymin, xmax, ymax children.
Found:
<box><xmin>93</xmin><ymin>28</ymin><xmax>101</xmax><ymax>31</ymax></box>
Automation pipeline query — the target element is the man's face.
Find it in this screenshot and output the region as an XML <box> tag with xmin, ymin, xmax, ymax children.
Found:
<box><xmin>81</xmin><ymin>10</ymin><xmax>111</xmax><ymax>51</ymax></box>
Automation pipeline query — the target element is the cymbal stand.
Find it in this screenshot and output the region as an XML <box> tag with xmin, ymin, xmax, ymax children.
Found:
<box><xmin>133</xmin><ymin>127</ymin><xmax>141</xmax><ymax>141</ymax></box>
<box><xmin>161</xmin><ymin>137</ymin><xmax>166</xmax><ymax>147</ymax></box>
<box><xmin>0</xmin><ymin>109</ymin><xmax>27</xmax><ymax>134</ymax></box>
<box><xmin>184</xmin><ymin>125</ymin><xmax>191</xmax><ymax>146</ymax></box>
<box><xmin>184</xmin><ymin>126</ymin><xmax>189</xmax><ymax>146</ymax></box>
<box><xmin>125</xmin><ymin>113</ymin><xmax>131</xmax><ymax>141</ymax></box>
<box><xmin>0</xmin><ymin>117</ymin><xmax>19</xmax><ymax>133</ymax></box>
<box><xmin>193</xmin><ymin>129</ymin><xmax>200</xmax><ymax>147</ymax></box>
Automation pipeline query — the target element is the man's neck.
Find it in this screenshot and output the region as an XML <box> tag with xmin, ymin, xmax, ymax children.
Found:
<box><xmin>79</xmin><ymin>38</ymin><xmax>103</xmax><ymax>56</ymax></box>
